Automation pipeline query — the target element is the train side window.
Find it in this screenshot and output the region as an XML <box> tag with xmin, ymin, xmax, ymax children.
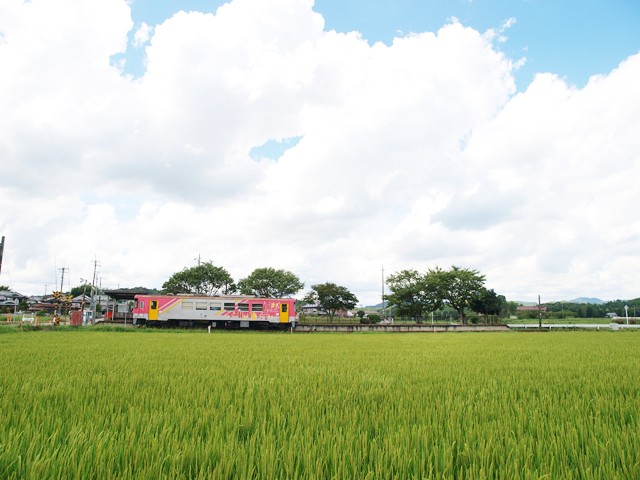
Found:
<box><xmin>281</xmin><ymin>304</ymin><xmax>288</xmax><ymax>313</ymax></box>
<box><xmin>238</xmin><ymin>303</ymin><xmax>249</xmax><ymax>312</ymax></box>
<box><xmin>224</xmin><ymin>302</ymin><xmax>235</xmax><ymax>311</ymax></box>
<box><xmin>139</xmin><ymin>301</ymin><xmax>144</xmax><ymax>309</ymax></box>
<box><xmin>209</xmin><ymin>302</ymin><xmax>221</xmax><ymax>311</ymax></box>
<box><xmin>252</xmin><ymin>303</ymin><xmax>263</xmax><ymax>312</ymax></box>
<box><xmin>183</xmin><ymin>301</ymin><xmax>194</xmax><ymax>310</ymax></box>
<box><xmin>151</xmin><ymin>301</ymin><xmax>158</xmax><ymax>309</ymax></box>
<box><xmin>196</xmin><ymin>302</ymin><xmax>207</xmax><ymax>310</ymax></box>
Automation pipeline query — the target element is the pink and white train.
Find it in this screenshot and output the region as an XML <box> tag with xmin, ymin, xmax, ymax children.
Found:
<box><xmin>132</xmin><ymin>294</ymin><xmax>297</xmax><ymax>329</ymax></box>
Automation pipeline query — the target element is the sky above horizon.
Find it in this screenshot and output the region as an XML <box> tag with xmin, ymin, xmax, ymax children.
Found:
<box><xmin>122</xmin><ymin>0</ymin><xmax>640</xmax><ymax>90</ymax></box>
<box><xmin>1</xmin><ymin>0</ymin><xmax>639</xmax><ymax>305</ymax></box>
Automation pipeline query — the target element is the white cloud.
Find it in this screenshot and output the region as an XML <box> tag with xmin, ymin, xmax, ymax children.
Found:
<box><xmin>0</xmin><ymin>0</ymin><xmax>639</xmax><ymax>306</ymax></box>
<box><xmin>133</xmin><ymin>22</ymin><xmax>152</xmax><ymax>47</ymax></box>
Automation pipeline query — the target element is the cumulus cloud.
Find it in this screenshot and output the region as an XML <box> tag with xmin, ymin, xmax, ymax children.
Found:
<box><xmin>0</xmin><ymin>0</ymin><xmax>639</xmax><ymax>305</ymax></box>
<box><xmin>133</xmin><ymin>22</ymin><xmax>152</xmax><ymax>47</ymax></box>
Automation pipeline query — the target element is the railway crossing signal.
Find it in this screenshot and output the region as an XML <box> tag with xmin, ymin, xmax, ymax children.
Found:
<box><xmin>52</xmin><ymin>291</ymin><xmax>73</xmax><ymax>326</ymax></box>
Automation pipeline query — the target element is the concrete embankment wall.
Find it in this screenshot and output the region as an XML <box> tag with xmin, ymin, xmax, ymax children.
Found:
<box><xmin>294</xmin><ymin>324</ymin><xmax>510</xmax><ymax>333</ymax></box>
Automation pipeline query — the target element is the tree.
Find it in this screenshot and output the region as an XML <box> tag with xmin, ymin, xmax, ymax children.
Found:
<box><xmin>440</xmin><ymin>266</ymin><xmax>486</xmax><ymax>324</ymax></box>
<box><xmin>385</xmin><ymin>266</ymin><xmax>488</xmax><ymax>324</ymax></box>
<box><xmin>502</xmin><ymin>300</ymin><xmax>519</xmax><ymax>318</ymax></box>
<box><xmin>385</xmin><ymin>270</ymin><xmax>442</xmax><ymax>323</ymax></box>
<box><xmin>69</xmin><ymin>285</ymin><xmax>88</xmax><ymax>297</ymax></box>
<box><xmin>385</xmin><ymin>269</ymin><xmax>424</xmax><ymax>321</ymax></box>
<box><xmin>385</xmin><ymin>269</ymin><xmax>445</xmax><ymax>323</ymax></box>
<box><xmin>0</xmin><ymin>285</ymin><xmax>10</xmax><ymax>291</ymax></box>
<box><xmin>238</xmin><ymin>267</ymin><xmax>304</xmax><ymax>298</ymax></box>
<box><xmin>162</xmin><ymin>262</ymin><xmax>236</xmax><ymax>295</ymax></box>
<box><xmin>421</xmin><ymin>267</ymin><xmax>448</xmax><ymax>316</ymax></box>
<box><xmin>305</xmin><ymin>282</ymin><xmax>358</xmax><ymax>323</ymax></box>
<box><xmin>470</xmin><ymin>288</ymin><xmax>505</xmax><ymax>323</ymax></box>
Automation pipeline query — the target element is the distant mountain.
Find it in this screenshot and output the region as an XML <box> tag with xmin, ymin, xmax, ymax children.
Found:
<box><xmin>365</xmin><ymin>301</ymin><xmax>387</xmax><ymax>309</ymax></box>
<box><xmin>569</xmin><ymin>297</ymin><xmax>605</xmax><ymax>304</ymax></box>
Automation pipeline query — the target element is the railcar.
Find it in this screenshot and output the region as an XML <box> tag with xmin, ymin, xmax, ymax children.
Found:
<box><xmin>132</xmin><ymin>294</ymin><xmax>297</xmax><ymax>329</ymax></box>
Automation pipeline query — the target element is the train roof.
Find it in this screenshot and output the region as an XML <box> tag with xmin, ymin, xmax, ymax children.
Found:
<box><xmin>133</xmin><ymin>293</ymin><xmax>295</xmax><ymax>301</ymax></box>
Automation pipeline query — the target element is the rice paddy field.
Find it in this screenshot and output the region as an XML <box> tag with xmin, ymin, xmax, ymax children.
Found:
<box><xmin>1</xmin><ymin>328</ymin><xmax>639</xmax><ymax>479</ymax></box>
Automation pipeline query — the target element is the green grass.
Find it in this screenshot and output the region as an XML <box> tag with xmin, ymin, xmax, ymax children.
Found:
<box><xmin>1</xmin><ymin>330</ymin><xmax>638</xmax><ymax>478</ymax></box>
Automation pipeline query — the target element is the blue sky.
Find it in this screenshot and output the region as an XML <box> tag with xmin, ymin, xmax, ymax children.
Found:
<box><xmin>119</xmin><ymin>0</ymin><xmax>640</xmax><ymax>161</ymax></box>
<box><xmin>126</xmin><ymin>0</ymin><xmax>640</xmax><ymax>88</ymax></box>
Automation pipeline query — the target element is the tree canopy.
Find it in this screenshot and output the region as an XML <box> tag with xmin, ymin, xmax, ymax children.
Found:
<box><xmin>304</xmin><ymin>282</ymin><xmax>358</xmax><ymax>323</ymax></box>
<box><xmin>69</xmin><ymin>284</ymin><xmax>91</xmax><ymax>297</ymax></box>
<box><xmin>385</xmin><ymin>269</ymin><xmax>441</xmax><ymax>322</ymax></box>
<box><xmin>238</xmin><ymin>268</ymin><xmax>304</xmax><ymax>298</ymax></box>
<box><xmin>385</xmin><ymin>266</ymin><xmax>488</xmax><ymax>324</ymax></box>
<box><xmin>470</xmin><ymin>288</ymin><xmax>506</xmax><ymax>323</ymax></box>
<box><xmin>441</xmin><ymin>266</ymin><xmax>486</xmax><ymax>322</ymax></box>
<box><xmin>162</xmin><ymin>262</ymin><xmax>236</xmax><ymax>295</ymax></box>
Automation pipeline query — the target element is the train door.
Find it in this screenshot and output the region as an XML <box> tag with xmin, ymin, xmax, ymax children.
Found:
<box><xmin>279</xmin><ymin>302</ymin><xmax>289</xmax><ymax>323</ymax></box>
<box><xmin>149</xmin><ymin>300</ymin><xmax>159</xmax><ymax>321</ymax></box>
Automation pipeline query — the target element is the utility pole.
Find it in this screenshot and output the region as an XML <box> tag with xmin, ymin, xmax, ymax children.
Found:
<box><xmin>59</xmin><ymin>267</ymin><xmax>68</xmax><ymax>292</ymax></box>
<box><xmin>56</xmin><ymin>266</ymin><xmax>68</xmax><ymax>319</ymax></box>
<box><xmin>80</xmin><ymin>278</ymin><xmax>88</xmax><ymax>324</ymax></box>
<box><xmin>52</xmin><ymin>266</ymin><xmax>67</xmax><ymax>321</ymax></box>
<box><xmin>538</xmin><ymin>295</ymin><xmax>542</xmax><ymax>331</ymax></box>
<box><xmin>381</xmin><ymin>266</ymin><xmax>386</xmax><ymax>321</ymax></box>
<box><xmin>0</xmin><ymin>236</ymin><xmax>5</xmax><ymax>276</ymax></box>
<box><xmin>91</xmin><ymin>258</ymin><xmax>100</xmax><ymax>322</ymax></box>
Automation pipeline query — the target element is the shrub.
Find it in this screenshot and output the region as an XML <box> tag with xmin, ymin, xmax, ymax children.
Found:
<box><xmin>368</xmin><ymin>314</ymin><xmax>381</xmax><ymax>324</ymax></box>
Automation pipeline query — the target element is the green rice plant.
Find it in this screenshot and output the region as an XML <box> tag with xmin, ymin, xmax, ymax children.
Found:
<box><xmin>0</xmin><ymin>330</ymin><xmax>638</xmax><ymax>478</ymax></box>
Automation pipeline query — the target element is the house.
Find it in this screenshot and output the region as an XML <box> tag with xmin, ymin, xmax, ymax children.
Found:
<box><xmin>516</xmin><ymin>305</ymin><xmax>548</xmax><ymax>312</ymax></box>
<box><xmin>0</xmin><ymin>290</ymin><xmax>28</xmax><ymax>308</ymax></box>
<box><xmin>71</xmin><ymin>294</ymin><xmax>92</xmax><ymax>309</ymax></box>
<box><xmin>301</xmin><ymin>304</ymin><xmax>326</xmax><ymax>315</ymax></box>
<box><xmin>300</xmin><ymin>304</ymin><xmax>354</xmax><ymax>318</ymax></box>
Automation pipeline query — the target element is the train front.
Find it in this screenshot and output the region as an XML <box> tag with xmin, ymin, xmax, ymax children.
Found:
<box><xmin>132</xmin><ymin>295</ymin><xmax>150</xmax><ymax>324</ymax></box>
